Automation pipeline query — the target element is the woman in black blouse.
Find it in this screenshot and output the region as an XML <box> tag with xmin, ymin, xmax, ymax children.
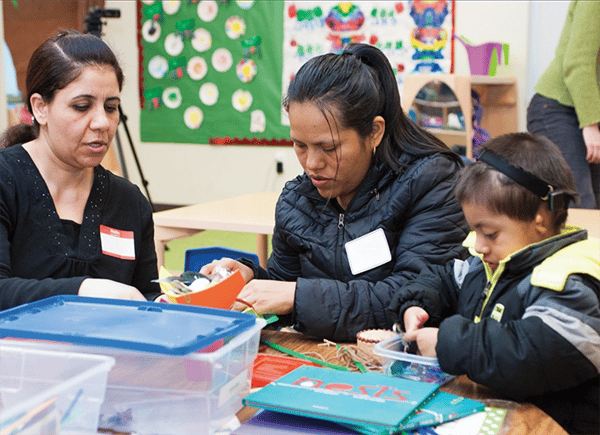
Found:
<box><xmin>0</xmin><ymin>30</ymin><xmax>160</xmax><ymax>310</ymax></box>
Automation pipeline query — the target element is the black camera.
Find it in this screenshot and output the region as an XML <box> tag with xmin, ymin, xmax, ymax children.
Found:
<box><xmin>84</xmin><ymin>7</ymin><xmax>121</xmax><ymax>37</ymax></box>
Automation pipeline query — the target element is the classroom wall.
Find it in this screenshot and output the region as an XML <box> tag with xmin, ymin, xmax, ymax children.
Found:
<box><xmin>526</xmin><ymin>1</ymin><xmax>569</xmax><ymax>103</ymax></box>
<box><xmin>102</xmin><ymin>0</ymin><xmax>303</xmax><ymax>207</ymax></box>
<box><xmin>1</xmin><ymin>1</ymin><xmax>532</xmax><ymax>206</ymax></box>
<box><xmin>101</xmin><ymin>0</ymin><xmax>531</xmax><ymax>207</ymax></box>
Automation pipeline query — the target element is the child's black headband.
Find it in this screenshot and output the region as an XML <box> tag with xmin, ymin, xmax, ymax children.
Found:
<box><xmin>477</xmin><ymin>150</ymin><xmax>567</xmax><ymax>211</ymax></box>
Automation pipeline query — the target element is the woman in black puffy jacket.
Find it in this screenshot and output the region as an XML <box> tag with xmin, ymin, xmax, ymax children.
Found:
<box><xmin>202</xmin><ymin>43</ymin><xmax>469</xmax><ymax>342</ymax></box>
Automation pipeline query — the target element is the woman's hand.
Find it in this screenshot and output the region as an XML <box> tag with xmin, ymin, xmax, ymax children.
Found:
<box><xmin>232</xmin><ymin>280</ymin><xmax>295</xmax><ymax>315</ymax></box>
<box><xmin>403</xmin><ymin>306</ymin><xmax>429</xmax><ymax>337</ymax></box>
<box><xmin>78</xmin><ymin>278</ymin><xmax>147</xmax><ymax>301</ymax></box>
<box><xmin>199</xmin><ymin>258</ymin><xmax>254</xmax><ymax>283</ymax></box>
<box><xmin>582</xmin><ymin>123</ymin><xmax>600</xmax><ymax>164</ymax></box>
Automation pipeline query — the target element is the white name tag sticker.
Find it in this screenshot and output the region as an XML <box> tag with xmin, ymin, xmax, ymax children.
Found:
<box><xmin>100</xmin><ymin>225</ymin><xmax>136</xmax><ymax>260</ymax></box>
<box><xmin>345</xmin><ymin>228</ymin><xmax>392</xmax><ymax>275</ymax></box>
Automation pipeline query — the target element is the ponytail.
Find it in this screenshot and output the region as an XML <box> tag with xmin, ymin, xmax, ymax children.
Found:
<box><xmin>0</xmin><ymin>123</ymin><xmax>37</xmax><ymax>149</ymax></box>
<box><xmin>342</xmin><ymin>44</ymin><xmax>462</xmax><ymax>170</ymax></box>
<box><xmin>284</xmin><ymin>43</ymin><xmax>462</xmax><ymax>173</ymax></box>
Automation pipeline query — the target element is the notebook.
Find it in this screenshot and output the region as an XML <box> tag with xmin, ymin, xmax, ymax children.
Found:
<box><xmin>242</xmin><ymin>366</ymin><xmax>439</xmax><ymax>431</ymax></box>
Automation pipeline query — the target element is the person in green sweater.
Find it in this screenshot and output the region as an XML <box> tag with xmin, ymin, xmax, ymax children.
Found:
<box><xmin>527</xmin><ymin>0</ymin><xmax>600</xmax><ymax>209</ymax></box>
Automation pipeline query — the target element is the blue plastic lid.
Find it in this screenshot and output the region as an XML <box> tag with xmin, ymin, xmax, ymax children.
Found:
<box><xmin>0</xmin><ymin>295</ymin><xmax>257</xmax><ymax>355</ymax></box>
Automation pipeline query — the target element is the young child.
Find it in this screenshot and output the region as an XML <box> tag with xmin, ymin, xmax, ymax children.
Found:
<box><xmin>388</xmin><ymin>132</ymin><xmax>600</xmax><ymax>435</ymax></box>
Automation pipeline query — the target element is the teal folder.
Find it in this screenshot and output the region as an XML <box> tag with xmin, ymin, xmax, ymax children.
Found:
<box><xmin>242</xmin><ymin>366</ymin><xmax>439</xmax><ymax>431</ymax></box>
<box><xmin>341</xmin><ymin>390</ymin><xmax>486</xmax><ymax>434</ymax></box>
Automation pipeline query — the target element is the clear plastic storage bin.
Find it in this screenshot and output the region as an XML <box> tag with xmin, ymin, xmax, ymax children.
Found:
<box><xmin>0</xmin><ymin>296</ymin><xmax>266</xmax><ymax>435</ymax></box>
<box><xmin>0</xmin><ymin>342</ymin><xmax>115</xmax><ymax>435</ymax></box>
<box><xmin>373</xmin><ymin>334</ymin><xmax>454</xmax><ymax>385</ymax></box>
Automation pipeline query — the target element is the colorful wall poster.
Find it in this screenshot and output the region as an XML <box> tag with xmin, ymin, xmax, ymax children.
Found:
<box><xmin>138</xmin><ymin>1</ymin><xmax>454</xmax><ymax>145</ymax></box>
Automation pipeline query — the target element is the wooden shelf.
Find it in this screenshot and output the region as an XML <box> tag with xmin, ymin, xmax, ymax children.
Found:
<box><xmin>425</xmin><ymin>128</ymin><xmax>466</xmax><ymax>137</ymax></box>
<box><xmin>403</xmin><ymin>74</ymin><xmax>518</xmax><ymax>159</ymax></box>
<box><xmin>469</xmin><ymin>75</ymin><xmax>516</xmax><ymax>85</ymax></box>
<box><xmin>414</xmin><ymin>98</ymin><xmax>461</xmax><ymax>109</ymax></box>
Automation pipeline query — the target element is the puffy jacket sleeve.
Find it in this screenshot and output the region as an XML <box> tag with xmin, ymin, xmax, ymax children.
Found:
<box><xmin>387</xmin><ymin>259</ymin><xmax>468</xmax><ymax>329</ymax></box>
<box><xmin>271</xmin><ymin>155</ymin><xmax>468</xmax><ymax>342</ymax></box>
<box><xmin>436</xmin><ymin>275</ymin><xmax>600</xmax><ymax>400</ymax></box>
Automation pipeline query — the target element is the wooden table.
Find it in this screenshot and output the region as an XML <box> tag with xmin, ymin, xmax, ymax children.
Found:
<box><xmin>238</xmin><ymin>330</ymin><xmax>569</xmax><ymax>435</ymax></box>
<box><xmin>98</xmin><ymin>329</ymin><xmax>568</xmax><ymax>435</ymax></box>
<box><xmin>153</xmin><ymin>192</ymin><xmax>279</xmax><ymax>268</ymax></box>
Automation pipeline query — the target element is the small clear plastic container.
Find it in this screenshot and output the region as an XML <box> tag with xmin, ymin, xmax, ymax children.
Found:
<box><xmin>0</xmin><ymin>342</ymin><xmax>115</xmax><ymax>435</ymax></box>
<box><xmin>373</xmin><ymin>335</ymin><xmax>454</xmax><ymax>384</ymax></box>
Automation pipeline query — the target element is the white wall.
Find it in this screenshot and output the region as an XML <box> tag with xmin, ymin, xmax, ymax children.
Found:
<box><xmin>2</xmin><ymin>1</ymin><xmax>534</xmax><ymax>206</ymax></box>
<box><xmin>526</xmin><ymin>1</ymin><xmax>569</xmax><ymax>103</ymax></box>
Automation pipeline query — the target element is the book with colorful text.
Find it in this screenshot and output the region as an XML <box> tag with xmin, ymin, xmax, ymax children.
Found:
<box><xmin>242</xmin><ymin>366</ymin><xmax>439</xmax><ymax>431</ymax></box>
<box><xmin>340</xmin><ymin>390</ymin><xmax>486</xmax><ymax>435</ymax></box>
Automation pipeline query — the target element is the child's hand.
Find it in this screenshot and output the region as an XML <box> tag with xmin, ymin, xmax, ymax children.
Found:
<box><xmin>411</xmin><ymin>327</ymin><xmax>439</xmax><ymax>358</ymax></box>
<box><xmin>403</xmin><ymin>306</ymin><xmax>429</xmax><ymax>339</ymax></box>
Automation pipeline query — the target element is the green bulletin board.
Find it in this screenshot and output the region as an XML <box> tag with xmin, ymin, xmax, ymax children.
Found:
<box><xmin>138</xmin><ymin>0</ymin><xmax>289</xmax><ymax>145</ymax></box>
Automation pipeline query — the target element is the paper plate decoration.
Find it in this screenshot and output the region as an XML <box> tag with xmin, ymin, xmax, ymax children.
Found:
<box><xmin>148</xmin><ymin>56</ymin><xmax>169</xmax><ymax>79</ymax></box>
<box><xmin>142</xmin><ymin>19</ymin><xmax>161</xmax><ymax>43</ymax></box>
<box><xmin>250</xmin><ymin>110</ymin><xmax>266</xmax><ymax>133</ymax></box>
<box><xmin>191</xmin><ymin>28</ymin><xmax>212</xmax><ymax>52</ymax></box>
<box><xmin>187</xmin><ymin>57</ymin><xmax>208</xmax><ymax>80</ymax></box>
<box><xmin>162</xmin><ymin>87</ymin><xmax>182</xmax><ymax>109</ymax></box>
<box><xmin>198</xmin><ymin>0</ymin><xmax>218</xmax><ymax>22</ymax></box>
<box><xmin>165</xmin><ymin>33</ymin><xmax>184</xmax><ymax>56</ymax></box>
<box><xmin>232</xmin><ymin>89</ymin><xmax>253</xmax><ymax>112</ymax></box>
<box><xmin>225</xmin><ymin>16</ymin><xmax>246</xmax><ymax>39</ymax></box>
<box><xmin>162</xmin><ymin>0</ymin><xmax>181</xmax><ymax>15</ymax></box>
<box><xmin>236</xmin><ymin>1</ymin><xmax>254</xmax><ymax>10</ymax></box>
<box><xmin>236</xmin><ymin>59</ymin><xmax>257</xmax><ymax>83</ymax></box>
<box><xmin>200</xmin><ymin>82</ymin><xmax>219</xmax><ymax>106</ymax></box>
<box><xmin>212</xmin><ymin>48</ymin><xmax>233</xmax><ymax>72</ymax></box>
<box><xmin>184</xmin><ymin>106</ymin><xmax>204</xmax><ymax>129</ymax></box>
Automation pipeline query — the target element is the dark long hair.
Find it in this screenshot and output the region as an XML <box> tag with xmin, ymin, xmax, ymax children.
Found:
<box><xmin>283</xmin><ymin>43</ymin><xmax>462</xmax><ymax>172</ymax></box>
<box><xmin>0</xmin><ymin>30</ymin><xmax>124</xmax><ymax>149</ymax></box>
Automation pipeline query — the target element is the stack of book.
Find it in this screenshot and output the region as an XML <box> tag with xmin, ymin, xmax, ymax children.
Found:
<box><xmin>240</xmin><ymin>366</ymin><xmax>485</xmax><ymax>435</ymax></box>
